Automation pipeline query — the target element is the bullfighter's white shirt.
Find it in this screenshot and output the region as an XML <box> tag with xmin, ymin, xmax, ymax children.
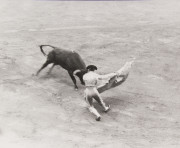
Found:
<box><xmin>83</xmin><ymin>71</ymin><xmax>116</xmax><ymax>87</ymax></box>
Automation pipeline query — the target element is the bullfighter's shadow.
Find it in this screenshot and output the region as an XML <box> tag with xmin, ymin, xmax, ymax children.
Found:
<box><xmin>93</xmin><ymin>93</ymin><xmax>130</xmax><ymax>114</ymax></box>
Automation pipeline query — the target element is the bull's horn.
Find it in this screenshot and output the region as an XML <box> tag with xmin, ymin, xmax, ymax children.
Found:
<box><xmin>73</xmin><ymin>69</ymin><xmax>81</xmax><ymax>76</ymax></box>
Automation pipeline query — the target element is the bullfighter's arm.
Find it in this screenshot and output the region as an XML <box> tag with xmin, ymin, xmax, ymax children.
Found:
<box><xmin>97</xmin><ymin>72</ymin><xmax>117</xmax><ymax>80</ymax></box>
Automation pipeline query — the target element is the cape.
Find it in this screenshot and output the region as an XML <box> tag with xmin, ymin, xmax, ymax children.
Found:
<box><xmin>97</xmin><ymin>60</ymin><xmax>134</xmax><ymax>93</ymax></box>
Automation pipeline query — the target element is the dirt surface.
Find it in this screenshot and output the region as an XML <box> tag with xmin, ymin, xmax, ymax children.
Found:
<box><xmin>0</xmin><ymin>0</ymin><xmax>180</xmax><ymax>147</ymax></box>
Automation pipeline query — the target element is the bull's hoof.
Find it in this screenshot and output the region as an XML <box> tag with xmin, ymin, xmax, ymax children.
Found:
<box><xmin>74</xmin><ymin>87</ymin><xmax>78</xmax><ymax>91</ymax></box>
<box><xmin>81</xmin><ymin>82</ymin><xmax>85</xmax><ymax>85</ymax></box>
<box><xmin>96</xmin><ymin>116</ymin><xmax>101</xmax><ymax>121</ymax></box>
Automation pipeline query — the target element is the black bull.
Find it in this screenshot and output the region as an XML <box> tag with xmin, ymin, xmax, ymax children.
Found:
<box><xmin>36</xmin><ymin>45</ymin><xmax>87</xmax><ymax>89</ymax></box>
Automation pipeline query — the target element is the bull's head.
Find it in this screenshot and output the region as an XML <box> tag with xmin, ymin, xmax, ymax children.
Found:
<box><xmin>73</xmin><ymin>69</ymin><xmax>84</xmax><ymax>76</ymax></box>
<box><xmin>73</xmin><ymin>69</ymin><xmax>88</xmax><ymax>85</ymax></box>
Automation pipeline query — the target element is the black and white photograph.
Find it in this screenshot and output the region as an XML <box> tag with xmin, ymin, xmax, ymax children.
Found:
<box><xmin>0</xmin><ymin>0</ymin><xmax>180</xmax><ymax>147</ymax></box>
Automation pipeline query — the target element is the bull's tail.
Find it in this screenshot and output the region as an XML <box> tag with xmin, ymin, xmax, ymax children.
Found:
<box><xmin>39</xmin><ymin>45</ymin><xmax>55</xmax><ymax>56</ymax></box>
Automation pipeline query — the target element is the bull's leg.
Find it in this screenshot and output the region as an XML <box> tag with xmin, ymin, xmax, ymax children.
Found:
<box><xmin>36</xmin><ymin>60</ymin><xmax>52</xmax><ymax>76</ymax></box>
<box><xmin>68</xmin><ymin>71</ymin><xmax>78</xmax><ymax>90</ymax></box>
<box><xmin>74</xmin><ymin>71</ymin><xmax>85</xmax><ymax>85</ymax></box>
<box><xmin>47</xmin><ymin>63</ymin><xmax>56</xmax><ymax>75</ymax></box>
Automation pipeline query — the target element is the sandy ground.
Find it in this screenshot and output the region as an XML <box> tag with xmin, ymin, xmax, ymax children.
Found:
<box><xmin>0</xmin><ymin>0</ymin><xmax>180</xmax><ymax>147</ymax></box>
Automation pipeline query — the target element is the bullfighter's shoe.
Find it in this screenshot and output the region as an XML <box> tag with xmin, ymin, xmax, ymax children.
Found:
<box><xmin>96</xmin><ymin>116</ymin><xmax>101</xmax><ymax>121</ymax></box>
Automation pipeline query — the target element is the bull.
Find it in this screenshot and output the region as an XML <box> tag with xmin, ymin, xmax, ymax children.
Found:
<box><xmin>36</xmin><ymin>45</ymin><xmax>87</xmax><ymax>89</ymax></box>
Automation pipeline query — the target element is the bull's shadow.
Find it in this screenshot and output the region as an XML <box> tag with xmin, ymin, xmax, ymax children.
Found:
<box><xmin>37</xmin><ymin>67</ymin><xmax>84</xmax><ymax>89</ymax></box>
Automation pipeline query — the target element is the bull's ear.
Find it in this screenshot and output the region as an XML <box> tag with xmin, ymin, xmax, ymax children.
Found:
<box><xmin>73</xmin><ymin>69</ymin><xmax>81</xmax><ymax>76</ymax></box>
